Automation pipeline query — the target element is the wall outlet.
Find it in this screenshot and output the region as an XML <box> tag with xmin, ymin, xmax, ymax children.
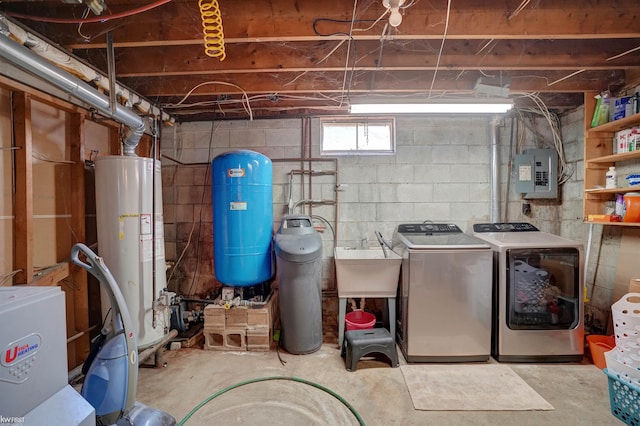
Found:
<box><xmin>522</xmin><ymin>203</ymin><xmax>531</xmax><ymax>215</ymax></box>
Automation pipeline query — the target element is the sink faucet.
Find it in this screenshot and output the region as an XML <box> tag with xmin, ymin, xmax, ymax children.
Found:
<box><xmin>360</xmin><ymin>236</ymin><xmax>369</xmax><ymax>249</ymax></box>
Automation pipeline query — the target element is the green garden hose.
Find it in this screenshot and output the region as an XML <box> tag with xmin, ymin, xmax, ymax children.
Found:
<box><xmin>177</xmin><ymin>375</ymin><xmax>365</xmax><ymax>425</ymax></box>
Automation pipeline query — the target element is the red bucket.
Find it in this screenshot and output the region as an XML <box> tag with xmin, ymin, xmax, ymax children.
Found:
<box><xmin>345</xmin><ymin>310</ymin><xmax>376</xmax><ymax>331</ymax></box>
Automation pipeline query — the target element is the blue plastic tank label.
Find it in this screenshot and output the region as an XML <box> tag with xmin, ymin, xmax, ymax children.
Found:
<box><xmin>228</xmin><ymin>168</ymin><xmax>245</xmax><ymax>177</ymax></box>
<box><xmin>230</xmin><ymin>202</ymin><xmax>247</xmax><ymax>210</ymax></box>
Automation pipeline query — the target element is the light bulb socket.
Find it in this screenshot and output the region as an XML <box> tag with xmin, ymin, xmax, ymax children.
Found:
<box><xmin>389</xmin><ymin>8</ymin><xmax>402</xmax><ymax>27</ymax></box>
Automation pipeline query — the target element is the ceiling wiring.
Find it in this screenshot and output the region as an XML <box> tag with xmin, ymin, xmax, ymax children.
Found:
<box><xmin>401</xmin><ymin>0</ymin><xmax>417</xmax><ymax>8</ymax></box>
<box><xmin>162</xmin><ymin>92</ymin><xmax>349</xmax><ymax>118</ymax></box>
<box><xmin>6</xmin><ymin>0</ymin><xmax>173</xmax><ymax>24</ymax></box>
<box><xmin>311</xmin><ymin>3</ymin><xmax>396</xmax><ymax>108</ymax></box>
<box><xmin>478</xmin><ymin>69</ymin><xmax>497</xmax><ymax>78</ymax></box>
<box><xmin>507</xmin><ymin>0</ymin><xmax>532</xmax><ymax>20</ymax></box>
<box><xmin>607</xmin><ymin>45</ymin><xmax>640</xmax><ymax>61</ymax></box>
<box><xmin>355</xmin><ymin>11</ymin><xmax>390</xmax><ymax>33</ymax></box>
<box><xmin>427</xmin><ymin>0</ymin><xmax>451</xmax><ymax>98</ymax></box>
<box><xmin>317</xmin><ymin>40</ymin><xmax>348</xmax><ymax>64</ymax></box>
<box><xmin>476</xmin><ymin>39</ymin><xmax>500</xmax><ymax>59</ymax></box>
<box><xmin>454</xmin><ymin>69</ymin><xmax>466</xmax><ymax>80</ymax></box>
<box><xmin>312</xmin><ymin>16</ymin><xmax>379</xmax><ymax>37</ymax></box>
<box><xmin>76</xmin><ymin>7</ymin><xmax>92</xmax><ymax>41</ymax></box>
<box><xmin>164</xmin><ymin>81</ymin><xmax>253</xmax><ymax>120</ymax></box>
<box><xmin>312</xmin><ymin>0</ymin><xmax>397</xmax><ymax>36</ymax></box>
<box><xmin>164</xmin><ymin>93</ymin><xmax>345</xmax><ymax>109</ymax></box>
<box><xmin>282</xmin><ymin>71</ymin><xmax>310</xmax><ymax>87</ymax></box>
<box><xmin>311</xmin><ymin>15</ymin><xmax>361</xmax><ymax>109</ymax></box>
<box><xmin>475</xmin><ymin>1</ymin><xmax>532</xmax><ymax>91</ymax></box>
<box><xmin>547</xmin><ymin>69</ymin><xmax>586</xmax><ymax>87</ymax></box>
<box><xmin>340</xmin><ymin>0</ymin><xmax>360</xmax><ymax>108</ymax></box>
<box><xmin>515</xmin><ymin>92</ymin><xmax>573</xmax><ymax>185</ymax></box>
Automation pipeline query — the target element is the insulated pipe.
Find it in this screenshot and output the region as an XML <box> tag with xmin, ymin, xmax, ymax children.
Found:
<box><xmin>0</xmin><ymin>28</ymin><xmax>145</xmax><ymax>155</ymax></box>
<box><xmin>490</xmin><ymin>116</ymin><xmax>501</xmax><ymax>222</ymax></box>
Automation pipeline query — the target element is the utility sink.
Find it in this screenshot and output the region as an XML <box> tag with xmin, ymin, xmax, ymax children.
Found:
<box><xmin>334</xmin><ymin>247</ymin><xmax>402</xmax><ymax>298</ymax></box>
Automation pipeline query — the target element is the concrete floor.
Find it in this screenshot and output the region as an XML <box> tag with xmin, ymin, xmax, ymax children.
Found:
<box><xmin>136</xmin><ymin>344</ymin><xmax>620</xmax><ymax>426</ymax></box>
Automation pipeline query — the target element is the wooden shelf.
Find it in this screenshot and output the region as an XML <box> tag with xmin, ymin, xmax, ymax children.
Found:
<box><xmin>584</xmin><ymin>221</ymin><xmax>640</xmax><ymax>226</ymax></box>
<box><xmin>588</xmin><ymin>112</ymin><xmax>640</xmax><ymax>135</ymax></box>
<box><xmin>585</xmin><ymin>187</ymin><xmax>640</xmax><ymax>195</ymax></box>
<box><xmin>587</xmin><ymin>150</ymin><xmax>640</xmax><ymax>165</ymax></box>
<box><xmin>583</xmin><ymin>92</ymin><xmax>640</xmax><ymax>226</ymax></box>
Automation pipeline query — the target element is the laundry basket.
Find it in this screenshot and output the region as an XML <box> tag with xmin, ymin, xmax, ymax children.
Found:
<box><xmin>612</xmin><ymin>293</ymin><xmax>640</xmax><ymax>370</ymax></box>
<box><xmin>604</xmin><ymin>368</ymin><xmax>640</xmax><ymax>426</ymax></box>
<box><xmin>513</xmin><ymin>261</ymin><xmax>550</xmax><ymax>314</ymax></box>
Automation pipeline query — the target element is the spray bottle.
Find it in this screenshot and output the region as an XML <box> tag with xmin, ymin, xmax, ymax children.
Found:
<box><xmin>606</xmin><ymin>166</ymin><xmax>618</xmax><ymax>189</ymax></box>
<box><xmin>616</xmin><ymin>193</ymin><xmax>625</xmax><ymax>218</ymax></box>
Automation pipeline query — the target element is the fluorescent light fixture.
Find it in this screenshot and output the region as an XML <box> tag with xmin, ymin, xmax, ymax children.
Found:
<box><xmin>349</xmin><ymin>101</ymin><xmax>513</xmax><ymax>114</ymax></box>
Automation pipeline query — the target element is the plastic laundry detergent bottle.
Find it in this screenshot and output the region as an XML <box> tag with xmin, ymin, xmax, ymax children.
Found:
<box><xmin>616</xmin><ymin>193</ymin><xmax>625</xmax><ymax>218</ymax></box>
<box><xmin>623</xmin><ymin>193</ymin><xmax>640</xmax><ymax>223</ymax></box>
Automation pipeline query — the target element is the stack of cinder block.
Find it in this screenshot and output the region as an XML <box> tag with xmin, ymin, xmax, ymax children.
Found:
<box><xmin>203</xmin><ymin>290</ymin><xmax>278</xmax><ymax>351</ymax></box>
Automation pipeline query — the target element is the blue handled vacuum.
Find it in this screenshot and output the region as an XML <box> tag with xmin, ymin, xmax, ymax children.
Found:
<box><xmin>71</xmin><ymin>243</ymin><xmax>176</xmax><ymax>426</ymax></box>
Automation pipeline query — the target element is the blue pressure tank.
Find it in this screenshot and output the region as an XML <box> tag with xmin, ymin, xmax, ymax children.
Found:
<box><xmin>212</xmin><ymin>150</ymin><xmax>274</xmax><ymax>286</ymax></box>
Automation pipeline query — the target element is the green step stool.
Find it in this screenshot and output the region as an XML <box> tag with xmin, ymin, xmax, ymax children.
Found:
<box><xmin>343</xmin><ymin>328</ymin><xmax>399</xmax><ymax>372</ymax></box>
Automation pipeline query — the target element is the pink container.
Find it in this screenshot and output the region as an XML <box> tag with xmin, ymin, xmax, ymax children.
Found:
<box><xmin>345</xmin><ymin>311</ymin><xmax>376</xmax><ymax>331</ymax></box>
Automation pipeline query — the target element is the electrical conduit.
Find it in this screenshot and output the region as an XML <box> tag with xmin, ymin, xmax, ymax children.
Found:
<box><xmin>490</xmin><ymin>116</ymin><xmax>501</xmax><ymax>222</ymax></box>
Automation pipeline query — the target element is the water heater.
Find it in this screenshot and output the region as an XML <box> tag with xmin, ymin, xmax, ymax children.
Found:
<box><xmin>212</xmin><ymin>150</ymin><xmax>274</xmax><ymax>286</ymax></box>
<box><xmin>95</xmin><ymin>156</ymin><xmax>169</xmax><ymax>348</ymax></box>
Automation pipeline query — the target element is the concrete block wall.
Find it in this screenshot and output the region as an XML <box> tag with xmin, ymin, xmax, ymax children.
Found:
<box><xmin>506</xmin><ymin>106</ymin><xmax>623</xmax><ymax>332</ymax></box>
<box><xmin>325</xmin><ymin>116</ymin><xmax>495</xmax><ymax>246</ymax></box>
<box><xmin>161</xmin><ymin>116</ymin><xmax>498</xmax><ymax>292</ymax></box>
<box><xmin>160</xmin><ymin>107</ymin><xmax>627</xmax><ymax>338</ymax></box>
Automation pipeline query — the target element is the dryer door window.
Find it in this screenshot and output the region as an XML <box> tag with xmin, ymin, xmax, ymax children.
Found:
<box><xmin>506</xmin><ymin>248</ymin><xmax>580</xmax><ymax>330</ymax></box>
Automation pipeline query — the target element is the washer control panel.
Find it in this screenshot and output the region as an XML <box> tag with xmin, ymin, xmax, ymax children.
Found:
<box><xmin>397</xmin><ymin>223</ymin><xmax>462</xmax><ymax>234</ymax></box>
<box><xmin>473</xmin><ymin>222</ymin><xmax>539</xmax><ymax>233</ymax></box>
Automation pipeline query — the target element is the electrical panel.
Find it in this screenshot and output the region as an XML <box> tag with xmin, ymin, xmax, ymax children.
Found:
<box><xmin>514</xmin><ymin>148</ymin><xmax>558</xmax><ymax>199</ymax></box>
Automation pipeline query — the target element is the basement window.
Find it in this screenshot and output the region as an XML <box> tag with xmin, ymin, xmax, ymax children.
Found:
<box><xmin>321</xmin><ymin>117</ymin><xmax>395</xmax><ymax>155</ymax></box>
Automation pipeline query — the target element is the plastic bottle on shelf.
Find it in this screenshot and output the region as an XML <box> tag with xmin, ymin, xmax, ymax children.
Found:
<box><xmin>616</xmin><ymin>193</ymin><xmax>625</xmax><ymax>218</ymax></box>
<box><xmin>606</xmin><ymin>166</ymin><xmax>618</xmax><ymax>189</ymax></box>
<box><xmin>623</xmin><ymin>193</ymin><xmax>640</xmax><ymax>223</ymax></box>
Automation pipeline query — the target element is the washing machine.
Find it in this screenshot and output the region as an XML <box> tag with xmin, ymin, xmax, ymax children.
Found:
<box><xmin>473</xmin><ymin>222</ymin><xmax>584</xmax><ymax>362</ymax></box>
<box><xmin>392</xmin><ymin>223</ymin><xmax>493</xmax><ymax>362</ymax></box>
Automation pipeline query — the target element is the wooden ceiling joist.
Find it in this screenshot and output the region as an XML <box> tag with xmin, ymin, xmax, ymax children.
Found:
<box><xmin>1</xmin><ymin>0</ymin><xmax>638</xmax><ymax>119</ymax></box>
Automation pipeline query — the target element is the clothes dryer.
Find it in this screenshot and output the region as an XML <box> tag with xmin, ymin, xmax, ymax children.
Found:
<box><xmin>473</xmin><ymin>222</ymin><xmax>584</xmax><ymax>362</ymax></box>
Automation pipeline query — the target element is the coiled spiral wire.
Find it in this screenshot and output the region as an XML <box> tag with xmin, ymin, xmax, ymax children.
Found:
<box><xmin>199</xmin><ymin>0</ymin><xmax>226</xmax><ymax>61</ymax></box>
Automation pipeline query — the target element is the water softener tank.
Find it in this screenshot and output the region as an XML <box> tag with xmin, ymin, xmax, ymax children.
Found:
<box><xmin>212</xmin><ymin>150</ymin><xmax>274</xmax><ymax>286</ymax></box>
<box><xmin>275</xmin><ymin>215</ymin><xmax>323</xmax><ymax>354</ymax></box>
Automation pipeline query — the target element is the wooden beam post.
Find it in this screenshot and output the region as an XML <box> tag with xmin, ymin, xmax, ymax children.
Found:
<box><xmin>13</xmin><ymin>92</ymin><xmax>33</xmax><ymax>284</ymax></box>
<box><xmin>69</xmin><ymin>112</ymin><xmax>90</xmax><ymax>365</ymax></box>
<box><xmin>109</xmin><ymin>125</ymin><xmax>121</xmax><ymax>155</ymax></box>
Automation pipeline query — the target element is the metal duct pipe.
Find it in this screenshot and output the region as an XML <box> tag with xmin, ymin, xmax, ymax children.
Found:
<box><xmin>0</xmin><ymin>27</ymin><xmax>145</xmax><ymax>155</ymax></box>
<box><xmin>490</xmin><ymin>117</ymin><xmax>501</xmax><ymax>222</ymax></box>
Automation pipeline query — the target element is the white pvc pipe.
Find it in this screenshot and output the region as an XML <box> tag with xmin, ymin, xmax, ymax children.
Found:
<box><xmin>584</xmin><ymin>223</ymin><xmax>594</xmax><ymax>302</ymax></box>
<box><xmin>490</xmin><ymin>117</ymin><xmax>501</xmax><ymax>222</ymax></box>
